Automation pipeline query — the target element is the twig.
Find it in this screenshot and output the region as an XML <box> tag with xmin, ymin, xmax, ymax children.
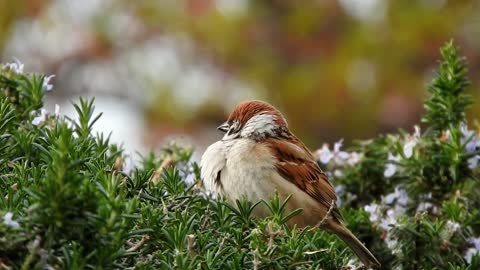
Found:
<box><xmin>310</xmin><ymin>200</ymin><xmax>335</xmax><ymax>231</ymax></box>
<box><xmin>187</xmin><ymin>234</ymin><xmax>196</xmax><ymax>257</ymax></box>
<box><xmin>253</xmin><ymin>248</ymin><xmax>261</xmax><ymax>270</ymax></box>
<box><xmin>0</xmin><ymin>259</ymin><xmax>12</xmax><ymax>270</ymax></box>
<box><xmin>214</xmin><ymin>236</ymin><xmax>226</xmax><ymax>259</ymax></box>
<box><xmin>289</xmin><ymin>260</ymin><xmax>314</xmax><ymax>267</ymax></box>
<box><xmin>303</xmin><ymin>249</ymin><xmax>328</xmax><ymax>255</ymax></box>
<box><xmin>126</xmin><ymin>235</ymin><xmax>150</xmax><ymax>252</ymax></box>
<box><xmin>267</xmin><ymin>222</ymin><xmax>276</xmax><ymax>251</ymax></box>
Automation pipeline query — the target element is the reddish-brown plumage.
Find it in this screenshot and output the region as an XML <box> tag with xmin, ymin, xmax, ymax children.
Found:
<box><xmin>263</xmin><ymin>137</ymin><xmax>342</xmax><ymax>221</ymax></box>
<box><xmin>227</xmin><ymin>100</ymin><xmax>287</xmax><ymax>128</ymax></box>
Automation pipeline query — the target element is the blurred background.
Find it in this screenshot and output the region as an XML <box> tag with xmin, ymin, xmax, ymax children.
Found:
<box><xmin>1</xmin><ymin>0</ymin><xmax>479</xmax><ymax>156</ymax></box>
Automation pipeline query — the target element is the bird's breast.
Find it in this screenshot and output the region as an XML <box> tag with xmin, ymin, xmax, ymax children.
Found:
<box><xmin>220</xmin><ymin>139</ymin><xmax>324</xmax><ymax>226</ymax></box>
<box><xmin>221</xmin><ymin>139</ymin><xmax>276</xmax><ymax>205</ymax></box>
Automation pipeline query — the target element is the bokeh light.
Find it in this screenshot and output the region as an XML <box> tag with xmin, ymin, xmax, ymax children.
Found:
<box><xmin>1</xmin><ymin>0</ymin><xmax>479</xmax><ymax>155</ymax></box>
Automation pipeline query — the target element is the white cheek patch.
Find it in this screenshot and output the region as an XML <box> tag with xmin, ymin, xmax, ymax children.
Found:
<box><xmin>241</xmin><ymin>114</ymin><xmax>276</xmax><ymax>137</ymax></box>
<box><xmin>222</xmin><ymin>121</ymin><xmax>240</xmax><ymax>141</ymax></box>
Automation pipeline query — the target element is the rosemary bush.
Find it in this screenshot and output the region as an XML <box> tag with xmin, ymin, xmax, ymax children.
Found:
<box><xmin>0</xmin><ymin>41</ymin><xmax>479</xmax><ymax>269</ymax></box>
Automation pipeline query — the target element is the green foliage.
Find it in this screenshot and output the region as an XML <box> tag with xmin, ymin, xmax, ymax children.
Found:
<box><xmin>422</xmin><ymin>41</ymin><xmax>472</xmax><ymax>134</ymax></box>
<box><xmin>1</xmin><ymin>42</ymin><xmax>480</xmax><ymax>270</ymax></box>
<box><xmin>327</xmin><ymin>42</ymin><xmax>480</xmax><ymax>269</ymax></box>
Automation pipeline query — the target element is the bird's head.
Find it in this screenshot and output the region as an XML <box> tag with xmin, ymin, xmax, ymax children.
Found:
<box><xmin>218</xmin><ymin>100</ymin><xmax>288</xmax><ymax>140</ymax></box>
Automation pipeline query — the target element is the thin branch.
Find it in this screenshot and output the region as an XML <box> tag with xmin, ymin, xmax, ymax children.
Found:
<box><xmin>310</xmin><ymin>200</ymin><xmax>335</xmax><ymax>231</ymax></box>
<box><xmin>126</xmin><ymin>235</ymin><xmax>150</xmax><ymax>253</ymax></box>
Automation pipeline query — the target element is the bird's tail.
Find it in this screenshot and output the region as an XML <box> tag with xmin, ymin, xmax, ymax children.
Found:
<box><xmin>328</xmin><ymin>221</ymin><xmax>381</xmax><ymax>268</ymax></box>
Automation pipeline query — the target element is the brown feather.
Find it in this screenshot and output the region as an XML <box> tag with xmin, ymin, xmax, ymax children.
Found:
<box><xmin>264</xmin><ymin>136</ymin><xmax>342</xmax><ymax>220</ymax></box>
<box><xmin>265</xmin><ymin>135</ymin><xmax>380</xmax><ymax>267</ymax></box>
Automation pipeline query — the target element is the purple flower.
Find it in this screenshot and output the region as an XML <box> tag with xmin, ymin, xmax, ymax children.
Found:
<box><xmin>382</xmin><ymin>186</ymin><xmax>408</xmax><ymax>206</ymax></box>
<box><xmin>469</xmin><ymin>237</ymin><xmax>480</xmax><ymax>249</ymax></box>
<box><xmin>462</xmin><ymin>236</ymin><xmax>480</xmax><ymax>264</ymax></box>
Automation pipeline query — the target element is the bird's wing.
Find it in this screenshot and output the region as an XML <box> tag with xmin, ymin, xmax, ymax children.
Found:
<box><xmin>200</xmin><ymin>141</ymin><xmax>226</xmax><ymax>193</ymax></box>
<box><xmin>264</xmin><ymin>136</ymin><xmax>341</xmax><ymax>219</ymax></box>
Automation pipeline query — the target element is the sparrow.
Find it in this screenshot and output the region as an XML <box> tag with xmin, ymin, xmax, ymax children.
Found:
<box><xmin>200</xmin><ymin>100</ymin><xmax>380</xmax><ymax>268</ymax></box>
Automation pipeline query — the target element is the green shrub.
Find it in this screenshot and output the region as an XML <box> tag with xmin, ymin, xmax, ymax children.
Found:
<box><xmin>0</xmin><ymin>41</ymin><xmax>479</xmax><ymax>269</ymax></box>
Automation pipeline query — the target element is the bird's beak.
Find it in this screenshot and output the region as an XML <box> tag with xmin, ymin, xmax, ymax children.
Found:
<box><xmin>217</xmin><ymin>122</ymin><xmax>229</xmax><ymax>132</ymax></box>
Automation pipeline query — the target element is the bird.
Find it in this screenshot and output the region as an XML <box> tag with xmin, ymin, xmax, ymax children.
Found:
<box><xmin>200</xmin><ymin>100</ymin><xmax>380</xmax><ymax>268</ymax></box>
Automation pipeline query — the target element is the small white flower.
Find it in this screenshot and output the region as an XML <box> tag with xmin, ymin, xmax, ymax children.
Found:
<box><xmin>416</xmin><ymin>202</ymin><xmax>434</xmax><ymax>212</ymax></box>
<box><xmin>383</xmin><ymin>186</ymin><xmax>408</xmax><ymax>206</ymax></box>
<box><xmin>184</xmin><ymin>173</ymin><xmax>196</xmax><ymax>185</ymax></box>
<box><xmin>315</xmin><ymin>140</ymin><xmax>350</xmax><ymax>165</ymax></box>
<box><xmin>54</xmin><ymin>104</ymin><xmax>61</xmax><ymax>116</ymax></box>
<box><xmin>464</xmin><ymin>238</ymin><xmax>480</xmax><ymax>265</ymax></box>
<box><xmin>3</xmin><ymin>212</ymin><xmax>20</xmax><ymax>229</ymax></box>
<box><xmin>462</xmin><ymin>124</ymin><xmax>480</xmax><ymax>169</ymax></box>
<box><xmin>379</xmin><ymin>209</ymin><xmax>398</xmax><ymax>230</ymax></box>
<box><xmin>333</xmin><ymin>169</ymin><xmax>344</xmax><ymax>177</ymax></box>
<box><xmin>317</xmin><ymin>144</ymin><xmax>334</xmax><ymax>164</ymax></box>
<box><xmin>335</xmin><ymin>185</ymin><xmax>345</xmax><ymax>195</ymax></box>
<box><xmin>445</xmin><ymin>220</ymin><xmax>461</xmax><ymax>234</ymax></box>
<box><xmin>42</xmin><ymin>74</ymin><xmax>55</xmax><ymax>91</ymax></box>
<box><xmin>463</xmin><ymin>124</ymin><xmax>480</xmax><ymax>169</ymax></box>
<box><xmin>384</xmin><ymin>153</ymin><xmax>401</xmax><ymax>178</ymax></box>
<box><xmin>347</xmin><ymin>152</ymin><xmax>362</xmax><ymax>166</ymax></box>
<box><xmin>403</xmin><ymin>126</ymin><xmax>421</xmax><ymax>158</ymax></box>
<box><xmin>32</xmin><ymin>109</ymin><xmax>48</xmax><ymax>126</ymax></box>
<box><xmin>334</xmin><ymin>185</ymin><xmax>345</xmax><ymax>206</ymax></box>
<box><xmin>396</xmin><ymin>191</ymin><xmax>408</xmax><ymax>206</ymax></box>
<box><xmin>464</xmin><ymin>248</ymin><xmax>480</xmax><ymax>264</ymax></box>
<box><xmin>383</xmin><ymin>193</ymin><xmax>396</xmax><ymax>204</ymax></box>
<box><xmin>403</xmin><ymin>141</ymin><xmax>416</xmax><ymax>158</ymax></box>
<box><xmin>416</xmin><ymin>193</ymin><xmax>437</xmax><ymax>213</ymax></box>
<box><xmin>364</xmin><ymin>203</ymin><xmax>381</xmax><ymax>223</ymax></box>
<box><xmin>3</xmin><ymin>58</ymin><xmax>24</xmax><ymax>74</ymax></box>
<box><xmin>344</xmin><ymin>259</ymin><xmax>361</xmax><ymax>269</ymax></box>
<box><xmin>384</xmin><ymin>164</ymin><xmax>396</xmax><ymax>178</ymax></box>
<box><xmin>332</xmin><ymin>139</ymin><xmax>350</xmax><ymax>165</ymax></box>
<box><xmin>392</xmin><ymin>204</ymin><xmax>407</xmax><ymax>216</ymax></box>
<box><xmin>468</xmin><ymin>156</ymin><xmax>479</xmax><ymax>169</ymax></box>
<box><xmin>385</xmin><ymin>234</ymin><xmax>401</xmax><ymax>254</ymax></box>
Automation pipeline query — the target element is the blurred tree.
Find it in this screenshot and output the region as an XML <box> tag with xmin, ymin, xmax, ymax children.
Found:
<box><xmin>130</xmin><ymin>0</ymin><xmax>480</xmax><ymax>145</ymax></box>
<box><xmin>1</xmin><ymin>0</ymin><xmax>479</xmax><ymax>148</ymax></box>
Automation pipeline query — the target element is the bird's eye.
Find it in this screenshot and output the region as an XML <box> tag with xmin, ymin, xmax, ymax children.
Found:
<box><xmin>217</xmin><ymin>122</ymin><xmax>230</xmax><ymax>132</ymax></box>
<box><xmin>227</xmin><ymin>122</ymin><xmax>240</xmax><ymax>136</ymax></box>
